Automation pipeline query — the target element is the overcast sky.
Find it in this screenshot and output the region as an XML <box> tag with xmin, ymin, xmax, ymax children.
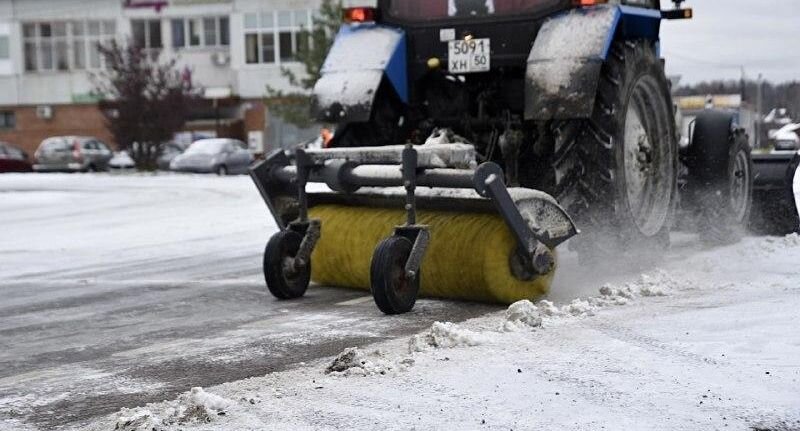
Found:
<box><xmin>660</xmin><ymin>0</ymin><xmax>800</xmax><ymax>84</ymax></box>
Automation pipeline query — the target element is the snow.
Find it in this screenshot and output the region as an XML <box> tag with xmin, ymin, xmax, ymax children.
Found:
<box><xmin>2</xmin><ymin>173</ymin><xmax>800</xmax><ymax>430</ymax></box>
<box><xmin>502</xmin><ymin>300</ymin><xmax>543</xmax><ymax>331</ymax></box>
<box><xmin>408</xmin><ymin>321</ymin><xmax>487</xmax><ymax>352</ymax></box>
<box><xmin>325</xmin><ymin>348</ymin><xmax>413</xmax><ymax>377</ymax></box>
<box><xmin>112</xmin><ymin>387</ymin><xmax>231</xmax><ymax>430</ymax></box>
<box><xmin>527</xmin><ymin>6</ymin><xmax>616</xmax><ymax>95</ymax></box>
<box><xmin>530</xmin><ymin>6</ymin><xmax>616</xmax><ymax>61</ymax></box>
<box><xmin>321</xmin><ymin>26</ymin><xmax>403</xmax><ymax>74</ymax></box>
<box><xmin>73</xmin><ymin>231</ymin><xmax>800</xmax><ymax>431</ymax></box>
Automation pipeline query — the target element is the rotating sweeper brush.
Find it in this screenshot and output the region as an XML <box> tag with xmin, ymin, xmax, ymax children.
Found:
<box><xmin>250</xmin><ymin>143</ymin><xmax>578</xmax><ymax>314</ymax></box>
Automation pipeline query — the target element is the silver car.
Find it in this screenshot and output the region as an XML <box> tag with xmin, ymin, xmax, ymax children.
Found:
<box><xmin>170</xmin><ymin>138</ymin><xmax>253</xmax><ymax>175</ymax></box>
<box><xmin>33</xmin><ymin>136</ymin><xmax>113</xmax><ymax>172</ymax></box>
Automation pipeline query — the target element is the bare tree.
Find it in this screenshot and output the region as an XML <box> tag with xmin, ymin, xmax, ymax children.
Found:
<box><xmin>93</xmin><ymin>40</ymin><xmax>197</xmax><ymax>171</ymax></box>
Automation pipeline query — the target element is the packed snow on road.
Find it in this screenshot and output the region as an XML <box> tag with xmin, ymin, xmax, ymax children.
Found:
<box><xmin>1</xmin><ymin>173</ymin><xmax>799</xmax><ymax>431</ymax></box>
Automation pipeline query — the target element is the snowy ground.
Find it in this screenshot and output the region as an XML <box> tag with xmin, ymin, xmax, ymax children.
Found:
<box><xmin>1</xmin><ymin>173</ymin><xmax>799</xmax><ymax>430</ymax></box>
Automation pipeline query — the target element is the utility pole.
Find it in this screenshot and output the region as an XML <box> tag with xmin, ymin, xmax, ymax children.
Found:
<box><xmin>756</xmin><ymin>73</ymin><xmax>764</xmax><ymax>148</ymax></box>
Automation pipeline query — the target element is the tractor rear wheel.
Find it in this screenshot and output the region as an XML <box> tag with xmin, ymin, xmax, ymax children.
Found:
<box><xmin>549</xmin><ymin>40</ymin><xmax>678</xmax><ymax>259</ymax></box>
<box><xmin>684</xmin><ymin>112</ymin><xmax>753</xmax><ymax>244</ymax></box>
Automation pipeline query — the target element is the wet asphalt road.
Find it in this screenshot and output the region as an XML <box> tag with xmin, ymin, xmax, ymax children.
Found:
<box><xmin>0</xmin><ymin>174</ymin><xmax>498</xmax><ymax>430</ymax></box>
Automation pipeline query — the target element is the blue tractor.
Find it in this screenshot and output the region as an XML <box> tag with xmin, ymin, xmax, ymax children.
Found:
<box><xmin>251</xmin><ymin>1</ymin><xmax>751</xmax><ymax>314</ymax></box>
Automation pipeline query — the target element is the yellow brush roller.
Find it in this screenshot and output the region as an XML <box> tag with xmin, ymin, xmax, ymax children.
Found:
<box><xmin>309</xmin><ymin>204</ymin><xmax>555</xmax><ymax>304</ymax></box>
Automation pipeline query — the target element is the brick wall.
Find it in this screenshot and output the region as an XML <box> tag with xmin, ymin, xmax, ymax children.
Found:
<box><xmin>0</xmin><ymin>104</ymin><xmax>116</xmax><ymax>156</ymax></box>
<box><xmin>0</xmin><ymin>100</ymin><xmax>266</xmax><ymax>157</ymax></box>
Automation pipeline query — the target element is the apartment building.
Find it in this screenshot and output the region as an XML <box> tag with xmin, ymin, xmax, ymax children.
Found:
<box><xmin>0</xmin><ymin>0</ymin><xmax>325</xmax><ymax>156</ymax></box>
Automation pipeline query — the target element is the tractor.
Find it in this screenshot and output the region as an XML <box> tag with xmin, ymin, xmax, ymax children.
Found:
<box><xmin>251</xmin><ymin>0</ymin><xmax>754</xmax><ymax>314</ymax></box>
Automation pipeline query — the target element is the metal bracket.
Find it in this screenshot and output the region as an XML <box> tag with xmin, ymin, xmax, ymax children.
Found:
<box><xmin>288</xmin><ymin>219</ymin><xmax>321</xmax><ymax>273</ymax></box>
<box><xmin>294</xmin><ymin>149</ymin><xmax>315</xmax><ymax>223</ymax></box>
<box><xmin>395</xmin><ymin>226</ymin><xmax>430</xmax><ymax>279</ymax></box>
<box><xmin>396</xmin><ymin>144</ymin><xmax>431</xmax><ymax>279</ymax></box>
<box><xmin>473</xmin><ymin>162</ymin><xmax>554</xmax><ymax>276</ymax></box>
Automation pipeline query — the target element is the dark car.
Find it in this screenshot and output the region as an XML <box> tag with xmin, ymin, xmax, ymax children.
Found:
<box><xmin>33</xmin><ymin>136</ymin><xmax>114</xmax><ymax>172</ymax></box>
<box><xmin>0</xmin><ymin>142</ymin><xmax>33</xmax><ymax>173</ymax></box>
<box><xmin>157</xmin><ymin>142</ymin><xmax>188</xmax><ymax>171</ymax></box>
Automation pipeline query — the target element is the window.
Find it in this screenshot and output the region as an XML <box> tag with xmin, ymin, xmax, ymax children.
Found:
<box><xmin>244</xmin><ymin>10</ymin><xmax>311</xmax><ymax>65</ymax></box>
<box><xmin>0</xmin><ymin>36</ymin><xmax>9</xmax><ymax>60</ymax></box>
<box><xmin>0</xmin><ymin>111</ymin><xmax>14</xmax><ymax>129</ymax></box>
<box><xmin>23</xmin><ymin>20</ymin><xmax>115</xmax><ymax>72</ymax></box>
<box><xmin>171</xmin><ymin>16</ymin><xmax>229</xmax><ymax>49</ymax></box>
<box><xmin>131</xmin><ymin>19</ymin><xmax>162</xmax><ymax>51</ymax></box>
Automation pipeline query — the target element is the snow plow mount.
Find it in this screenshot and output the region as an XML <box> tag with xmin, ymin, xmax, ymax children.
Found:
<box><xmin>251</xmin><ymin>143</ymin><xmax>577</xmax><ymax>289</ymax></box>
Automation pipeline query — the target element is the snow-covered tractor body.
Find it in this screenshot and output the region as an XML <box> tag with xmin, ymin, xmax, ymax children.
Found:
<box><xmin>251</xmin><ymin>0</ymin><xmax>754</xmax><ymax>315</ymax></box>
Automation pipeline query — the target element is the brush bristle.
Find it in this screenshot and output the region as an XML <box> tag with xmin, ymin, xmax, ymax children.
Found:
<box><xmin>309</xmin><ymin>205</ymin><xmax>555</xmax><ymax>304</ymax></box>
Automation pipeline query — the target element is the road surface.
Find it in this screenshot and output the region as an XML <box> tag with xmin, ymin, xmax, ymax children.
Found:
<box><xmin>0</xmin><ymin>174</ymin><xmax>498</xmax><ymax>429</ymax></box>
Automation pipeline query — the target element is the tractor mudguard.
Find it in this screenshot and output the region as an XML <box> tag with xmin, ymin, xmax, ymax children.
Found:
<box><xmin>311</xmin><ymin>24</ymin><xmax>407</xmax><ymax>124</ymax></box>
<box><xmin>525</xmin><ymin>5</ymin><xmax>661</xmax><ymax>121</ymax></box>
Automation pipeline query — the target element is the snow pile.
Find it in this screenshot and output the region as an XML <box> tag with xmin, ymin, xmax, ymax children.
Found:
<box><xmin>114</xmin><ymin>408</ymin><xmax>159</xmax><ymax>431</ymax></box>
<box><xmin>503</xmin><ymin>270</ymin><xmax>686</xmax><ymax>327</ymax></box>
<box><xmin>760</xmin><ymin>233</ymin><xmax>800</xmax><ymax>253</ymax></box>
<box><xmin>113</xmin><ymin>387</ymin><xmax>231</xmax><ymax>430</ymax></box>
<box><xmin>408</xmin><ymin>322</ymin><xmax>487</xmax><ymax>352</ymax></box>
<box><xmin>503</xmin><ymin>300</ymin><xmax>543</xmax><ymax>332</ymax></box>
<box><xmin>599</xmin><ymin>270</ymin><xmax>683</xmax><ymax>300</ymax></box>
<box><xmin>325</xmin><ymin>347</ymin><xmax>414</xmax><ymax>377</ymax></box>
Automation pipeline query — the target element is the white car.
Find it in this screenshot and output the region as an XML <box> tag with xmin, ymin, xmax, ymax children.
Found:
<box><xmin>109</xmin><ymin>151</ymin><xmax>136</xmax><ymax>170</ymax></box>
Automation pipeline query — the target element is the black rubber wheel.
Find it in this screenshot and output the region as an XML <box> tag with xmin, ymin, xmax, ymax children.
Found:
<box><xmin>545</xmin><ymin>40</ymin><xmax>678</xmax><ymax>259</ymax></box>
<box><xmin>684</xmin><ymin>112</ymin><xmax>754</xmax><ymax>244</ymax></box>
<box><xmin>263</xmin><ymin>230</ymin><xmax>311</xmax><ymax>300</ymax></box>
<box><xmin>216</xmin><ymin>165</ymin><xmax>228</xmax><ymax>176</ymax></box>
<box><xmin>369</xmin><ymin>236</ymin><xmax>419</xmax><ymax>315</ymax></box>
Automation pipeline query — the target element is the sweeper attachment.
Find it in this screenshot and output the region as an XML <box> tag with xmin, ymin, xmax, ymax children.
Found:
<box><xmin>249</xmin><ymin>0</ymin><xmax>702</xmax><ymax>314</ymax></box>
<box><xmin>251</xmin><ymin>143</ymin><xmax>577</xmax><ymax>314</ymax></box>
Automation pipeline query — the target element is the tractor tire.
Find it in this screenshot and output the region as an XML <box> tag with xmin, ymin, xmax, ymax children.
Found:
<box><xmin>548</xmin><ymin>40</ymin><xmax>678</xmax><ymax>259</ymax></box>
<box><xmin>683</xmin><ymin>112</ymin><xmax>753</xmax><ymax>245</ymax></box>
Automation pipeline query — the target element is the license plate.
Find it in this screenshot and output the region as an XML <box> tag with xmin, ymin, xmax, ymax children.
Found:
<box><xmin>448</xmin><ymin>38</ymin><xmax>491</xmax><ymax>74</ymax></box>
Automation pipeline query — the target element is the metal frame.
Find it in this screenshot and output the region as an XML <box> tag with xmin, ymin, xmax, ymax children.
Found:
<box><xmin>251</xmin><ymin>144</ymin><xmax>578</xmax><ymax>280</ymax></box>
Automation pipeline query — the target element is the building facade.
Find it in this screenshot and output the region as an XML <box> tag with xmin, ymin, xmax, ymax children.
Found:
<box><xmin>0</xmin><ymin>0</ymin><xmax>326</xmax><ymax>156</ymax></box>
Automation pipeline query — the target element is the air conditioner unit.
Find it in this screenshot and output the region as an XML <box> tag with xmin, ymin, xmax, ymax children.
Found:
<box><xmin>211</xmin><ymin>51</ymin><xmax>231</xmax><ymax>67</ymax></box>
<box><xmin>36</xmin><ymin>105</ymin><xmax>53</xmax><ymax>120</ymax></box>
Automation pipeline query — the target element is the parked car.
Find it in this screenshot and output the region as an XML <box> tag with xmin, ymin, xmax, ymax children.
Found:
<box><xmin>33</xmin><ymin>136</ymin><xmax>113</xmax><ymax>172</ymax></box>
<box><xmin>170</xmin><ymin>139</ymin><xmax>253</xmax><ymax>175</ymax></box>
<box><xmin>109</xmin><ymin>151</ymin><xmax>136</xmax><ymax>170</ymax></box>
<box><xmin>157</xmin><ymin>142</ymin><xmax>187</xmax><ymax>171</ymax></box>
<box><xmin>0</xmin><ymin>142</ymin><xmax>33</xmax><ymax>173</ymax></box>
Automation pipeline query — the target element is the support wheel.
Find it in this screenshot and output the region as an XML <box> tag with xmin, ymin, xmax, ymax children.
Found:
<box><xmin>263</xmin><ymin>231</ymin><xmax>311</xmax><ymax>300</ymax></box>
<box><xmin>370</xmin><ymin>236</ymin><xmax>419</xmax><ymax>315</ymax></box>
<box><xmin>216</xmin><ymin>165</ymin><xmax>228</xmax><ymax>176</ymax></box>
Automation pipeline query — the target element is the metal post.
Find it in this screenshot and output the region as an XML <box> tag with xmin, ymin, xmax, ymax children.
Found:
<box><xmin>295</xmin><ymin>149</ymin><xmax>311</xmax><ymax>222</ymax></box>
<box><xmin>402</xmin><ymin>144</ymin><xmax>418</xmax><ymax>226</ymax></box>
